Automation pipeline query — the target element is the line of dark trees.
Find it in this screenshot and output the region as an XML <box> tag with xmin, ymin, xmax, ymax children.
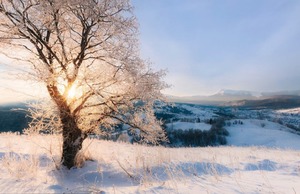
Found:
<box><xmin>165</xmin><ymin>118</ymin><xmax>229</xmax><ymax>147</ymax></box>
<box><xmin>0</xmin><ymin>105</ymin><xmax>29</xmax><ymax>133</ymax></box>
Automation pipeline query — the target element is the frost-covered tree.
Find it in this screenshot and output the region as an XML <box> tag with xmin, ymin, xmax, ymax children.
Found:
<box><xmin>0</xmin><ymin>0</ymin><xmax>167</xmax><ymax>169</ymax></box>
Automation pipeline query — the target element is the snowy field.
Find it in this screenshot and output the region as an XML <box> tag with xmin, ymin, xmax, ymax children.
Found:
<box><xmin>226</xmin><ymin>119</ymin><xmax>300</xmax><ymax>150</ymax></box>
<box><xmin>166</xmin><ymin>121</ymin><xmax>211</xmax><ymax>131</ymax></box>
<box><xmin>1</xmin><ymin>126</ymin><xmax>300</xmax><ymax>194</ymax></box>
<box><xmin>179</xmin><ymin>104</ymin><xmax>218</xmax><ymax>119</ymax></box>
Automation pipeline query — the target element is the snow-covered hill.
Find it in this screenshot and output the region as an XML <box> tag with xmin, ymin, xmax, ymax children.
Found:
<box><xmin>276</xmin><ymin>107</ymin><xmax>300</xmax><ymax>114</ymax></box>
<box><xmin>166</xmin><ymin>121</ymin><xmax>211</xmax><ymax>131</ymax></box>
<box><xmin>226</xmin><ymin>119</ymin><xmax>300</xmax><ymax>149</ymax></box>
<box><xmin>0</xmin><ymin>132</ymin><xmax>300</xmax><ymax>193</ymax></box>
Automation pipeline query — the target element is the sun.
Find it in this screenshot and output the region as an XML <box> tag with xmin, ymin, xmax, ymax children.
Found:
<box><xmin>67</xmin><ymin>84</ymin><xmax>77</xmax><ymax>99</ymax></box>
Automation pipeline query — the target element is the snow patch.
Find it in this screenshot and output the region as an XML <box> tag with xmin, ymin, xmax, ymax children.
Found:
<box><xmin>226</xmin><ymin>119</ymin><xmax>300</xmax><ymax>150</ymax></box>
<box><xmin>166</xmin><ymin>122</ymin><xmax>211</xmax><ymax>131</ymax></box>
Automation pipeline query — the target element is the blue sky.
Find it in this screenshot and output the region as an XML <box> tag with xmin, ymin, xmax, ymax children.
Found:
<box><xmin>1</xmin><ymin>1</ymin><xmax>300</xmax><ymax>103</ymax></box>
<box><xmin>132</xmin><ymin>0</ymin><xmax>300</xmax><ymax>96</ymax></box>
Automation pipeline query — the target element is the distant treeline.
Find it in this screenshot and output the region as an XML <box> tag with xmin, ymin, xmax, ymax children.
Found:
<box><xmin>0</xmin><ymin>105</ymin><xmax>30</xmax><ymax>133</ymax></box>
<box><xmin>165</xmin><ymin>118</ymin><xmax>229</xmax><ymax>147</ymax></box>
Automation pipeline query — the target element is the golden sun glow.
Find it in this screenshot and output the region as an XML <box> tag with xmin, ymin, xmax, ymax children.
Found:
<box><xmin>67</xmin><ymin>85</ymin><xmax>77</xmax><ymax>99</ymax></box>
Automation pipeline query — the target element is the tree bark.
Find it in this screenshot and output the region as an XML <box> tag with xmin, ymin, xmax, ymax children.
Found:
<box><xmin>60</xmin><ymin>109</ymin><xmax>86</xmax><ymax>169</ymax></box>
<box><xmin>47</xmin><ymin>85</ymin><xmax>86</xmax><ymax>169</ymax></box>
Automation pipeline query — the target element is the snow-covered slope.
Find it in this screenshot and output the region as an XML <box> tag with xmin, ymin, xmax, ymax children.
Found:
<box><xmin>166</xmin><ymin>121</ymin><xmax>211</xmax><ymax>131</ymax></box>
<box><xmin>0</xmin><ymin>133</ymin><xmax>300</xmax><ymax>193</ymax></box>
<box><xmin>226</xmin><ymin>119</ymin><xmax>300</xmax><ymax>150</ymax></box>
<box><xmin>276</xmin><ymin>107</ymin><xmax>300</xmax><ymax>114</ymax></box>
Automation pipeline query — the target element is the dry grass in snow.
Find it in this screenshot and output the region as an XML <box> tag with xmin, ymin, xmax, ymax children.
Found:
<box><xmin>0</xmin><ymin>133</ymin><xmax>300</xmax><ymax>193</ymax></box>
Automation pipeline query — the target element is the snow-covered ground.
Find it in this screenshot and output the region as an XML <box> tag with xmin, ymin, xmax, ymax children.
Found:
<box><xmin>276</xmin><ymin>107</ymin><xmax>300</xmax><ymax>114</ymax></box>
<box><xmin>166</xmin><ymin>121</ymin><xmax>211</xmax><ymax>131</ymax></box>
<box><xmin>226</xmin><ymin>119</ymin><xmax>300</xmax><ymax>150</ymax></box>
<box><xmin>180</xmin><ymin>104</ymin><xmax>218</xmax><ymax>120</ymax></box>
<box><xmin>1</xmin><ymin>130</ymin><xmax>300</xmax><ymax>193</ymax></box>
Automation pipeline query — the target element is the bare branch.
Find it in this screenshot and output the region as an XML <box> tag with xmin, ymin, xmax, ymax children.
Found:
<box><xmin>0</xmin><ymin>0</ymin><xmax>167</xmax><ymax>168</ymax></box>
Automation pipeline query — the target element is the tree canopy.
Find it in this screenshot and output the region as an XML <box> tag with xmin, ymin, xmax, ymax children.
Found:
<box><xmin>0</xmin><ymin>0</ymin><xmax>167</xmax><ymax>168</ymax></box>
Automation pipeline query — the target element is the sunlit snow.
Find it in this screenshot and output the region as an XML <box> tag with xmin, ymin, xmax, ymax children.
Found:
<box><xmin>0</xmin><ymin>127</ymin><xmax>300</xmax><ymax>193</ymax></box>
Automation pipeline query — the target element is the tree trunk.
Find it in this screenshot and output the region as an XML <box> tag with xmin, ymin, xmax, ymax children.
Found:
<box><xmin>60</xmin><ymin>111</ymin><xmax>86</xmax><ymax>169</ymax></box>
<box><xmin>47</xmin><ymin>85</ymin><xmax>86</xmax><ymax>169</ymax></box>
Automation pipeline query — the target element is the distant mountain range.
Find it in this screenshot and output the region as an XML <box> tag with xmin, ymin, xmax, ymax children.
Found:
<box><xmin>167</xmin><ymin>89</ymin><xmax>300</xmax><ymax>108</ymax></box>
<box><xmin>224</xmin><ymin>95</ymin><xmax>300</xmax><ymax>109</ymax></box>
